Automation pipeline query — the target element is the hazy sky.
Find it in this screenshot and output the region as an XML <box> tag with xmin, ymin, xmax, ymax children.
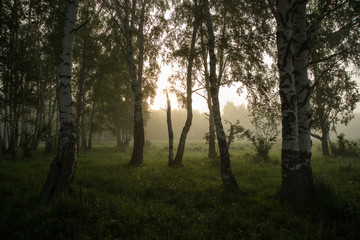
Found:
<box><xmin>150</xmin><ymin>64</ymin><xmax>360</xmax><ymax>114</ymax></box>
<box><xmin>150</xmin><ymin>65</ymin><xmax>248</xmax><ymax>113</ymax></box>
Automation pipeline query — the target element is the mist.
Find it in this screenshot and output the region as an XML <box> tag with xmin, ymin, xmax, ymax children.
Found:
<box><xmin>145</xmin><ymin>103</ymin><xmax>360</xmax><ymax>142</ymax></box>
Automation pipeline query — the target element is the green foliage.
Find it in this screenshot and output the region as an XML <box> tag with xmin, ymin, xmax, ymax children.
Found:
<box><xmin>330</xmin><ymin>134</ymin><xmax>360</xmax><ymax>158</ymax></box>
<box><xmin>308</xmin><ymin>0</ymin><xmax>360</xmax><ymax>154</ymax></box>
<box><xmin>243</xmin><ymin>64</ymin><xmax>280</xmax><ymax>162</ymax></box>
<box><xmin>1</xmin><ymin>143</ymin><xmax>360</xmax><ymax>239</ymax></box>
<box><xmin>243</xmin><ymin>129</ymin><xmax>277</xmax><ymax>162</ymax></box>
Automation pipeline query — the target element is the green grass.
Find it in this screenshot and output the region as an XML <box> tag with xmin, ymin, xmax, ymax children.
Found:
<box><xmin>0</xmin><ymin>141</ymin><xmax>359</xmax><ymax>240</ymax></box>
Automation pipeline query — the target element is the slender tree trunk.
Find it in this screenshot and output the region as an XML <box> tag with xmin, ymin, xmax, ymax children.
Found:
<box><xmin>1</xmin><ymin>108</ymin><xmax>8</xmax><ymax>155</ymax></box>
<box><xmin>123</xmin><ymin>0</ymin><xmax>146</xmax><ymax>166</ymax></box>
<box><xmin>321</xmin><ymin>127</ymin><xmax>330</xmax><ymax>156</ymax></box>
<box><xmin>75</xmin><ymin>71</ymin><xmax>85</xmax><ymax>154</ymax></box>
<box><xmin>207</xmin><ymin>95</ymin><xmax>216</xmax><ymax>159</ymax></box>
<box><xmin>7</xmin><ymin>0</ymin><xmax>20</xmax><ymax>158</ymax></box>
<box><xmin>31</xmin><ymin>93</ymin><xmax>43</xmax><ymax>151</ymax></box>
<box><xmin>45</xmin><ymin>75</ymin><xmax>58</xmax><ymax>153</ymax></box>
<box><xmin>9</xmin><ymin>121</ymin><xmax>19</xmax><ymax>158</ymax></box>
<box><xmin>203</xmin><ymin>0</ymin><xmax>238</xmax><ymax>187</ymax></box>
<box><xmin>166</xmin><ymin>91</ymin><xmax>174</xmax><ymax>166</ymax></box>
<box><xmin>292</xmin><ymin>0</ymin><xmax>315</xmax><ymax>199</ymax></box>
<box><xmin>116</xmin><ymin>128</ymin><xmax>121</xmax><ymax>148</ymax></box>
<box><xmin>80</xmin><ymin>125</ymin><xmax>87</xmax><ymax>150</ymax></box>
<box><xmin>87</xmin><ymin>97</ymin><xmax>96</xmax><ymax>150</ymax></box>
<box><xmin>173</xmin><ymin>6</ymin><xmax>199</xmax><ymax>166</ymax></box>
<box><xmin>75</xmin><ymin>22</ymin><xmax>89</xmax><ymax>154</ymax></box>
<box><xmin>226</xmin><ymin>123</ymin><xmax>235</xmax><ymax>149</ymax></box>
<box><xmin>200</xmin><ymin>26</ymin><xmax>216</xmax><ymax>159</ymax></box>
<box><xmin>0</xmin><ymin>124</ymin><xmax>3</xmax><ymax>155</ymax></box>
<box><xmin>40</xmin><ymin>0</ymin><xmax>78</xmax><ymax>201</ymax></box>
<box><xmin>80</xmin><ymin>95</ymin><xmax>87</xmax><ymax>151</ymax></box>
<box><xmin>1</xmin><ymin>61</ymin><xmax>8</xmax><ymax>154</ymax></box>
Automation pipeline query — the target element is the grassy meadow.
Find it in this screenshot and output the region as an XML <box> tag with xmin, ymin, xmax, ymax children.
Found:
<box><xmin>0</xmin><ymin>141</ymin><xmax>359</xmax><ymax>239</ymax></box>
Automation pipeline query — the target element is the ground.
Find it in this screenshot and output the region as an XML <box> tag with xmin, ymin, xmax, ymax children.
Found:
<box><xmin>0</xmin><ymin>141</ymin><xmax>359</xmax><ymax>239</ymax></box>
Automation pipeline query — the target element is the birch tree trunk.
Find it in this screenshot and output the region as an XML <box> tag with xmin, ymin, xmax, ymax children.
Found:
<box><xmin>124</xmin><ymin>0</ymin><xmax>146</xmax><ymax>166</ymax></box>
<box><xmin>200</xmin><ymin>28</ymin><xmax>216</xmax><ymax>159</ymax></box>
<box><xmin>274</xmin><ymin>0</ymin><xmax>312</xmax><ymax>202</ymax></box>
<box><xmin>166</xmin><ymin>91</ymin><xmax>174</xmax><ymax>166</ymax></box>
<box><xmin>207</xmin><ymin>87</ymin><xmax>216</xmax><ymax>159</ymax></box>
<box><xmin>203</xmin><ymin>0</ymin><xmax>238</xmax><ymax>188</ymax></box>
<box><xmin>87</xmin><ymin>97</ymin><xmax>96</xmax><ymax>150</ymax></box>
<box><xmin>173</xmin><ymin>6</ymin><xmax>199</xmax><ymax>166</ymax></box>
<box><xmin>292</xmin><ymin>0</ymin><xmax>315</xmax><ymax>199</ymax></box>
<box><xmin>44</xmin><ymin>80</ymin><xmax>58</xmax><ymax>153</ymax></box>
<box><xmin>75</xmin><ymin>12</ymin><xmax>90</xmax><ymax>153</ymax></box>
<box><xmin>276</xmin><ymin>0</ymin><xmax>299</xmax><ymax>201</ymax></box>
<box><xmin>40</xmin><ymin>0</ymin><xmax>78</xmax><ymax>201</ymax></box>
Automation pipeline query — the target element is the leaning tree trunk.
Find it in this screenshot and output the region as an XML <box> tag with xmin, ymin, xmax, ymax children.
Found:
<box><xmin>173</xmin><ymin>10</ymin><xmax>199</xmax><ymax>166</ymax></box>
<box><xmin>203</xmin><ymin>0</ymin><xmax>238</xmax><ymax>188</ymax></box>
<box><xmin>40</xmin><ymin>0</ymin><xmax>78</xmax><ymax>201</ymax></box>
<box><xmin>166</xmin><ymin>91</ymin><xmax>174</xmax><ymax>166</ymax></box>
<box><xmin>292</xmin><ymin>0</ymin><xmax>315</xmax><ymax>200</ymax></box>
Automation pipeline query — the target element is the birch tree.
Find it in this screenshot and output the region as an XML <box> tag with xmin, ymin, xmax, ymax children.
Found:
<box><xmin>166</xmin><ymin>91</ymin><xmax>174</xmax><ymax>166</ymax></box>
<box><xmin>307</xmin><ymin>0</ymin><xmax>360</xmax><ymax>155</ymax></box>
<box><xmin>102</xmin><ymin>0</ymin><xmax>165</xmax><ymax>166</ymax></box>
<box><xmin>293</xmin><ymin>0</ymin><xmax>313</xmax><ymax>167</ymax></box>
<box><xmin>41</xmin><ymin>0</ymin><xmax>78</xmax><ymax>201</ymax></box>
<box><xmin>172</xmin><ymin>0</ymin><xmax>200</xmax><ymax>166</ymax></box>
<box><xmin>267</xmin><ymin>0</ymin><xmax>315</xmax><ymax>202</ymax></box>
<box><xmin>292</xmin><ymin>0</ymin><xmax>315</xmax><ymax>201</ymax></box>
<box><xmin>311</xmin><ymin>65</ymin><xmax>360</xmax><ymax>155</ymax></box>
<box><xmin>203</xmin><ymin>0</ymin><xmax>238</xmax><ymax>187</ymax></box>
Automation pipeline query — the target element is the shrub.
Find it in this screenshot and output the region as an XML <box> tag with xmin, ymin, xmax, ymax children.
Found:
<box><xmin>330</xmin><ymin>134</ymin><xmax>360</xmax><ymax>158</ymax></box>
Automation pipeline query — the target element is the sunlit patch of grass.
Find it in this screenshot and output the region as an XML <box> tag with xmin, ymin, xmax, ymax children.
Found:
<box><xmin>0</xmin><ymin>142</ymin><xmax>359</xmax><ymax>239</ymax></box>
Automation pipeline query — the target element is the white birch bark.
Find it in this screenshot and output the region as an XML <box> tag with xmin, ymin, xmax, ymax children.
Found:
<box><xmin>293</xmin><ymin>0</ymin><xmax>315</xmax><ymax>196</ymax></box>
<box><xmin>124</xmin><ymin>0</ymin><xmax>146</xmax><ymax>166</ymax></box>
<box><xmin>271</xmin><ymin>0</ymin><xmax>314</xmax><ymax>202</ymax></box>
<box><xmin>293</xmin><ymin>0</ymin><xmax>312</xmax><ymax>164</ymax></box>
<box><xmin>275</xmin><ymin>0</ymin><xmax>300</xmax><ymax>200</ymax></box>
<box><xmin>41</xmin><ymin>0</ymin><xmax>78</xmax><ymax>201</ymax></box>
<box><xmin>203</xmin><ymin>0</ymin><xmax>238</xmax><ymax>187</ymax></box>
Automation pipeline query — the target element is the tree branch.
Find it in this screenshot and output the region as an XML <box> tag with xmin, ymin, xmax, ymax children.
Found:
<box><xmin>310</xmin><ymin>133</ymin><xmax>322</xmax><ymax>140</ymax></box>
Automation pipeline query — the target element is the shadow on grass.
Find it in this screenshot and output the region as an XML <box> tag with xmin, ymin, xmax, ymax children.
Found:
<box><xmin>286</xmin><ymin>176</ymin><xmax>360</xmax><ymax>239</ymax></box>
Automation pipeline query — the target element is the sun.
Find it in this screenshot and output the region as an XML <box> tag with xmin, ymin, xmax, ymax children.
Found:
<box><xmin>149</xmin><ymin>65</ymin><xmax>179</xmax><ymax>111</ymax></box>
<box><xmin>149</xmin><ymin>64</ymin><xmax>248</xmax><ymax>113</ymax></box>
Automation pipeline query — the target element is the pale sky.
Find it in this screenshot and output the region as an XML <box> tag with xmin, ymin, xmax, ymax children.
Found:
<box><xmin>150</xmin><ymin>61</ymin><xmax>360</xmax><ymax>114</ymax></box>
<box><xmin>150</xmin><ymin>65</ymin><xmax>247</xmax><ymax>113</ymax></box>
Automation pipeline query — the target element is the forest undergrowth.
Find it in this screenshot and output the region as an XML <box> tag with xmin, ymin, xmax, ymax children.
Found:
<box><xmin>0</xmin><ymin>141</ymin><xmax>359</xmax><ymax>240</ymax></box>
